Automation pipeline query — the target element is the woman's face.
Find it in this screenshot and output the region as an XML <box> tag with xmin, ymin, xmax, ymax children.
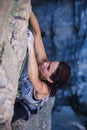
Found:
<box><xmin>39</xmin><ymin>61</ymin><xmax>59</xmax><ymax>83</ymax></box>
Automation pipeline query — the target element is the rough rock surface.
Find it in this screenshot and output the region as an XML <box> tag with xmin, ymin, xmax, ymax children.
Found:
<box><xmin>0</xmin><ymin>0</ymin><xmax>31</xmax><ymax>129</ymax></box>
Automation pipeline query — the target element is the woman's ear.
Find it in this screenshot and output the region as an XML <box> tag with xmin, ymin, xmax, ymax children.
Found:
<box><xmin>47</xmin><ymin>77</ymin><xmax>53</xmax><ymax>83</ymax></box>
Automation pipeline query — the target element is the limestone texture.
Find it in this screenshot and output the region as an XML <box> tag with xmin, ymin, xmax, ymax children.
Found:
<box><xmin>0</xmin><ymin>0</ymin><xmax>31</xmax><ymax>129</ymax></box>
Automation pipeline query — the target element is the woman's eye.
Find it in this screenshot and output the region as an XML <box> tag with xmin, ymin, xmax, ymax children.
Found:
<box><xmin>47</xmin><ymin>65</ymin><xmax>50</xmax><ymax>71</ymax></box>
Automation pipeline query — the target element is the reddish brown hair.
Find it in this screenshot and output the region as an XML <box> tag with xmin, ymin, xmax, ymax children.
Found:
<box><xmin>43</xmin><ymin>61</ymin><xmax>71</xmax><ymax>96</ymax></box>
<box><xmin>50</xmin><ymin>61</ymin><xmax>71</xmax><ymax>86</ymax></box>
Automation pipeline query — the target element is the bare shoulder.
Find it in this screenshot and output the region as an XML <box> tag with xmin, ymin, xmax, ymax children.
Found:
<box><xmin>33</xmin><ymin>81</ymin><xmax>50</xmax><ymax>100</ymax></box>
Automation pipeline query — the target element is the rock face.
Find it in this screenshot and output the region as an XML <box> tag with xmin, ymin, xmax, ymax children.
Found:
<box><xmin>0</xmin><ymin>0</ymin><xmax>31</xmax><ymax>129</ymax></box>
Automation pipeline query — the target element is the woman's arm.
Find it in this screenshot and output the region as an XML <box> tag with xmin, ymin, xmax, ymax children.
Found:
<box><xmin>27</xmin><ymin>30</ymin><xmax>49</xmax><ymax>97</ymax></box>
<box><xmin>29</xmin><ymin>11</ymin><xmax>48</xmax><ymax>64</ymax></box>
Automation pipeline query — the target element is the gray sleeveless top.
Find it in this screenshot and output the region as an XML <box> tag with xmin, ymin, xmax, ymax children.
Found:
<box><xmin>17</xmin><ymin>58</ymin><xmax>51</xmax><ymax>118</ymax></box>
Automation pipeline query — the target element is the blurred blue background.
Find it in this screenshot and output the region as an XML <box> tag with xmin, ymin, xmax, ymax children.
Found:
<box><xmin>31</xmin><ymin>0</ymin><xmax>87</xmax><ymax>129</ymax></box>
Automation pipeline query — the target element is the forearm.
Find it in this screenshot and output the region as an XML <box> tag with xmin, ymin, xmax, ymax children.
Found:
<box><xmin>29</xmin><ymin>11</ymin><xmax>48</xmax><ymax>64</ymax></box>
<box><xmin>29</xmin><ymin>11</ymin><xmax>41</xmax><ymax>36</ymax></box>
<box><xmin>27</xmin><ymin>30</ymin><xmax>48</xmax><ymax>94</ymax></box>
<box><xmin>28</xmin><ymin>44</ymin><xmax>39</xmax><ymax>81</ymax></box>
<box><xmin>28</xmin><ymin>45</ymin><xmax>49</xmax><ymax>95</ymax></box>
<box><xmin>28</xmin><ymin>44</ymin><xmax>44</xmax><ymax>93</ymax></box>
<box><xmin>34</xmin><ymin>35</ymin><xmax>48</xmax><ymax>64</ymax></box>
